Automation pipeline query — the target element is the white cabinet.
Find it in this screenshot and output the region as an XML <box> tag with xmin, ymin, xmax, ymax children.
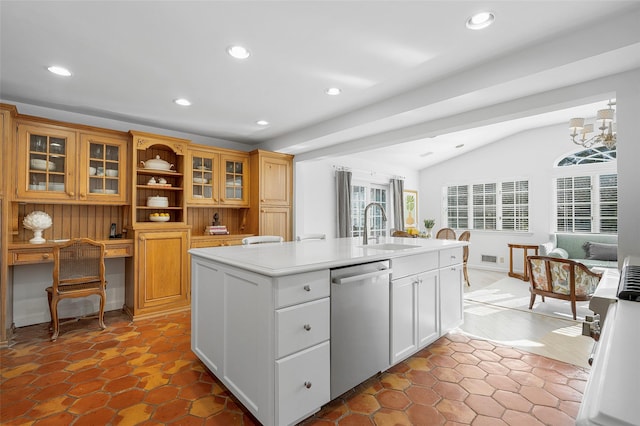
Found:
<box><xmin>439</xmin><ymin>247</ymin><xmax>464</xmax><ymax>332</ymax></box>
<box><xmin>390</xmin><ymin>252</ymin><xmax>440</xmax><ymax>364</ymax></box>
<box><xmin>191</xmin><ymin>257</ymin><xmax>330</xmax><ymax>426</ymax></box>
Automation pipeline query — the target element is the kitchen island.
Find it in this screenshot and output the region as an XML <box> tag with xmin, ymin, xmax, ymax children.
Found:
<box><xmin>189</xmin><ymin>237</ymin><xmax>467</xmax><ymax>426</ymax></box>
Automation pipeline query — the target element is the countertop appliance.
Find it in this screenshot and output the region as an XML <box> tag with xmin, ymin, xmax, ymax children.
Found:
<box><xmin>577</xmin><ymin>256</ymin><xmax>640</xmax><ymax>426</ymax></box>
<box><xmin>330</xmin><ymin>260</ymin><xmax>392</xmax><ymax>399</ymax></box>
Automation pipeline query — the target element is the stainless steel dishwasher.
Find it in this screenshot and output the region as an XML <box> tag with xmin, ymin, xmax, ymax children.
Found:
<box><xmin>330</xmin><ymin>260</ymin><xmax>392</xmax><ymax>399</ymax></box>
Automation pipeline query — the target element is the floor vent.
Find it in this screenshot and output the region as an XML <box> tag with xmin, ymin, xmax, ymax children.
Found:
<box><xmin>481</xmin><ymin>255</ymin><xmax>497</xmax><ymax>263</ymax></box>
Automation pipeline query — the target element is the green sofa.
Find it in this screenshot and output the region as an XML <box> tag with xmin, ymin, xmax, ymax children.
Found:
<box><xmin>539</xmin><ymin>233</ymin><xmax>618</xmax><ymax>269</ymax></box>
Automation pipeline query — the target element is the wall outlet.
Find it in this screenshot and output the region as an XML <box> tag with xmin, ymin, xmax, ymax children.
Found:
<box><xmin>499</xmin><ymin>257</ymin><xmax>504</xmax><ymax>263</ymax></box>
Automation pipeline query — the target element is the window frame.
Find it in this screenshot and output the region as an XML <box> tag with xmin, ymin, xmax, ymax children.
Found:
<box><xmin>350</xmin><ymin>180</ymin><xmax>391</xmax><ymax>238</ymax></box>
<box><xmin>443</xmin><ymin>178</ymin><xmax>530</xmax><ymax>232</ymax></box>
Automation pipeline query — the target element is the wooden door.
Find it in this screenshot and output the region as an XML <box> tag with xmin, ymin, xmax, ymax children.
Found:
<box><xmin>136</xmin><ymin>230</ymin><xmax>189</xmax><ymax>313</ymax></box>
<box><xmin>260</xmin><ymin>207</ymin><xmax>291</xmax><ymax>241</ymax></box>
<box><xmin>260</xmin><ymin>155</ymin><xmax>291</xmax><ymax>206</ymax></box>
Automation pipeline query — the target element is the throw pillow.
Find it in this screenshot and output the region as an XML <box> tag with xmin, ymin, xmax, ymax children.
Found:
<box><xmin>583</xmin><ymin>241</ymin><xmax>618</xmax><ymax>261</ymax></box>
<box><xmin>547</xmin><ymin>248</ymin><xmax>569</xmax><ymax>259</ymax></box>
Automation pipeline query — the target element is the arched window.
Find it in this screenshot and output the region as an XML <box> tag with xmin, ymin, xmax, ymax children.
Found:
<box><xmin>557</xmin><ymin>146</ymin><xmax>616</xmax><ymax>167</ymax></box>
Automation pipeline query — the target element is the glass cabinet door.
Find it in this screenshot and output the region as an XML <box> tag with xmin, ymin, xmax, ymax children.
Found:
<box><xmin>189</xmin><ymin>151</ymin><xmax>217</xmax><ymax>204</ymax></box>
<box><xmin>17</xmin><ymin>124</ymin><xmax>76</xmax><ymax>200</ymax></box>
<box><xmin>82</xmin><ymin>134</ymin><xmax>128</xmax><ymax>202</ymax></box>
<box><xmin>220</xmin><ymin>154</ymin><xmax>248</xmax><ymax>206</ymax></box>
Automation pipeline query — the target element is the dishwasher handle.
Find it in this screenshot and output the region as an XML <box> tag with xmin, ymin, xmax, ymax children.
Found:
<box><xmin>331</xmin><ymin>268</ymin><xmax>392</xmax><ymax>285</ymax></box>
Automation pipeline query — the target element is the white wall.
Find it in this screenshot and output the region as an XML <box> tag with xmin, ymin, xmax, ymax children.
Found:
<box><xmin>294</xmin><ymin>157</ymin><xmax>419</xmax><ymax>239</ymax></box>
<box><xmin>13</xmin><ymin>259</ymin><xmax>125</xmax><ymax>327</ymax></box>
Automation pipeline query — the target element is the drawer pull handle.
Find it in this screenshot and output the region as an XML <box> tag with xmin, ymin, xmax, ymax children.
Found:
<box><xmin>304</xmin><ymin>381</ymin><xmax>312</xmax><ymax>389</ymax></box>
<box><xmin>42</xmin><ymin>254</ymin><xmax>50</xmax><ymax>259</ymax></box>
<box><xmin>303</xmin><ymin>285</ymin><xmax>311</xmax><ymax>292</ymax></box>
<box><xmin>303</xmin><ymin>324</ymin><xmax>311</xmax><ymax>331</ymax></box>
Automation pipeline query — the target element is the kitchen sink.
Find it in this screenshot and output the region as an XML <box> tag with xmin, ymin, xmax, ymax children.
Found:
<box><xmin>359</xmin><ymin>243</ymin><xmax>420</xmax><ymax>251</ymax></box>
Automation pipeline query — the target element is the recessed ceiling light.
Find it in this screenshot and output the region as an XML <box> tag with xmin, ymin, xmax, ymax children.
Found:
<box><xmin>256</xmin><ymin>120</ymin><xmax>269</xmax><ymax>126</ymax></box>
<box><xmin>455</xmin><ymin>144</ymin><xmax>465</xmax><ymax>149</ymax></box>
<box><xmin>47</xmin><ymin>65</ymin><xmax>71</xmax><ymax>76</ymax></box>
<box><xmin>227</xmin><ymin>45</ymin><xmax>250</xmax><ymax>59</ymax></box>
<box><xmin>466</xmin><ymin>11</ymin><xmax>495</xmax><ymax>30</ymax></box>
<box><xmin>420</xmin><ymin>152</ymin><xmax>434</xmax><ymax>157</ymax></box>
<box><xmin>174</xmin><ymin>98</ymin><xmax>191</xmax><ymax>106</ymax></box>
<box><xmin>326</xmin><ymin>87</ymin><xmax>341</xmax><ymax>96</ymax></box>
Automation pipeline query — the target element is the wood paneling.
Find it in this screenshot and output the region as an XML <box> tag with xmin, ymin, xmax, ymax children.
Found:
<box><xmin>187</xmin><ymin>207</ymin><xmax>248</xmax><ymax>237</ymax></box>
<box><xmin>14</xmin><ymin>204</ymin><xmax>125</xmax><ymax>242</ymax></box>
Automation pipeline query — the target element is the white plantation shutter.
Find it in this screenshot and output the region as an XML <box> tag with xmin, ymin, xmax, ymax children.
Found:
<box><xmin>599</xmin><ymin>174</ymin><xmax>618</xmax><ymax>233</ymax></box>
<box><xmin>472</xmin><ymin>183</ymin><xmax>497</xmax><ymax>230</ymax></box>
<box><xmin>501</xmin><ymin>180</ymin><xmax>529</xmax><ymax>231</ymax></box>
<box><xmin>447</xmin><ymin>185</ymin><xmax>468</xmax><ymax>228</ymax></box>
<box><xmin>556</xmin><ymin>176</ymin><xmax>592</xmax><ymax>232</ymax></box>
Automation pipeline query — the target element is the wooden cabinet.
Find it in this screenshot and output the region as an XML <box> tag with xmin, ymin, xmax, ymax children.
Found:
<box><xmin>16</xmin><ymin>122</ymin><xmax>128</xmax><ymax>204</ymax></box>
<box><xmin>186</xmin><ymin>147</ymin><xmax>249</xmax><ymax>207</ymax></box>
<box><xmin>248</xmin><ymin>150</ymin><xmax>293</xmax><ymax>240</ymax></box>
<box><xmin>125</xmin><ymin>228</ymin><xmax>190</xmax><ymax>319</ymax></box>
<box><xmin>130</xmin><ymin>131</ymin><xmax>187</xmax><ymax>225</ymax></box>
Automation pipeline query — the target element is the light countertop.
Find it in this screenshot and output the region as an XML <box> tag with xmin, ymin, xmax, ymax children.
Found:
<box><xmin>189</xmin><ymin>236</ymin><xmax>466</xmax><ymax>276</ymax></box>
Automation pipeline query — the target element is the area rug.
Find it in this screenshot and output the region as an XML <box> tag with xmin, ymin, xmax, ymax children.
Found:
<box><xmin>464</xmin><ymin>277</ymin><xmax>593</xmax><ymax>321</ymax></box>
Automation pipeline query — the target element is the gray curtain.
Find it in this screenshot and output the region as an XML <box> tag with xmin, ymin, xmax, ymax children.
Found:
<box><xmin>391</xmin><ymin>178</ymin><xmax>405</xmax><ymax>232</ymax></box>
<box><xmin>336</xmin><ymin>170</ymin><xmax>352</xmax><ymax>238</ymax></box>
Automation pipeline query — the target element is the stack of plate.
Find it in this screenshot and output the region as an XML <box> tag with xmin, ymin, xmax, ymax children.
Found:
<box><xmin>147</xmin><ymin>196</ymin><xmax>169</xmax><ymax>207</ymax></box>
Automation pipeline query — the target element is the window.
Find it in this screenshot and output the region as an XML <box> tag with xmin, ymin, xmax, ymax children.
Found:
<box><xmin>502</xmin><ymin>180</ymin><xmax>529</xmax><ymax>231</ymax></box>
<box><xmin>351</xmin><ymin>183</ymin><xmax>389</xmax><ymax>238</ymax></box>
<box><xmin>447</xmin><ymin>185</ymin><xmax>469</xmax><ymax>229</ymax></box>
<box><xmin>555</xmin><ymin>173</ymin><xmax>617</xmax><ymax>233</ymax></box>
<box><xmin>555</xmin><ymin>147</ymin><xmax>617</xmax><ymax>234</ymax></box>
<box><xmin>445</xmin><ymin>180</ymin><xmax>529</xmax><ymax>231</ymax></box>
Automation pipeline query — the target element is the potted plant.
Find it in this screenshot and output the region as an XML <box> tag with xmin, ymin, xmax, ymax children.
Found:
<box><xmin>423</xmin><ymin>219</ymin><xmax>435</xmax><ymax>238</ymax></box>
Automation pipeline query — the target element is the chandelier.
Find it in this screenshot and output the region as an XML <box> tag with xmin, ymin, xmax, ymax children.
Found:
<box><xmin>569</xmin><ymin>100</ymin><xmax>616</xmax><ymax>149</ymax></box>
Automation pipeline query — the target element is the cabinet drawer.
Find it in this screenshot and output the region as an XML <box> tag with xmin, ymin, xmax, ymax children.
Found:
<box><xmin>11</xmin><ymin>250</ymin><xmax>54</xmax><ymax>264</ymax></box>
<box><xmin>276</xmin><ymin>298</ymin><xmax>329</xmax><ymax>358</ymax></box>
<box><xmin>440</xmin><ymin>247</ymin><xmax>463</xmax><ymax>267</ymax></box>
<box><xmin>104</xmin><ymin>245</ymin><xmax>132</xmax><ymax>258</ymax></box>
<box><xmin>275</xmin><ymin>269</ymin><xmax>330</xmax><ymax>308</ymax></box>
<box><xmin>391</xmin><ymin>251</ymin><xmax>438</xmax><ymax>279</ymax></box>
<box><xmin>276</xmin><ymin>341</ymin><xmax>330</xmax><ymax>426</ymax></box>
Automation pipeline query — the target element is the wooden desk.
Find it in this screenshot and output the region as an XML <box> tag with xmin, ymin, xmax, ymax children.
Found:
<box><xmin>508</xmin><ymin>243</ymin><xmax>539</xmax><ymax>281</ymax></box>
<box><xmin>8</xmin><ymin>239</ymin><xmax>133</xmax><ymax>265</ymax></box>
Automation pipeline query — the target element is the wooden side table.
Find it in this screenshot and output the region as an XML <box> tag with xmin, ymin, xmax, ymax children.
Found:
<box><xmin>508</xmin><ymin>243</ymin><xmax>539</xmax><ymax>281</ymax></box>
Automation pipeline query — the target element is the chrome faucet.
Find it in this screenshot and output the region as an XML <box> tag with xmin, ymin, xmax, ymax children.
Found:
<box><xmin>363</xmin><ymin>202</ymin><xmax>387</xmax><ymax>245</ymax></box>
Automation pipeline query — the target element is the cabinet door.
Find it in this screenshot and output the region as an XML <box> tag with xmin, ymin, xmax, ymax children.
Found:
<box><xmin>391</xmin><ymin>276</ymin><xmax>418</xmax><ymax>364</ymax></box>
<box><xmin>260</xmin><ymin>206</ymin><xmax>291</xmax><ymax>241</ymax></box>
<box><xmin>187</xmin><ymin>149</ymin><xmax>218</xmax><ymax>204</ymax></box>
<box><xmin>440</xmin><ymin>264</ymin><xmax>464</xmax><ymax>334</ymax></box>
<box><xmin>16</xmin><ymin>123</ymin><xmax>77</xmax><ymax>200</ymax></box>
<box><xmin>261</xmin><ymin>155</ymin><xmax>291</xmax><ymax>206</ymax></box>
<box><xmin>417</xmin><ymin>270</ymin><xmax>439</xmax><ymax>348</ymax></box>
<box><xmin>219</xmin><ymin>153</ymin><xmax>249</xmax><ymax>206</ymax></box>
<box><xmin>137</xmin><ymin>230</ymin><xmax>189</xmax><ymax>311</ymax></box>
<box><xmin>80</xmin><ymin>133</ymin><xmax>128</xmax><ymax>203</ymax></box>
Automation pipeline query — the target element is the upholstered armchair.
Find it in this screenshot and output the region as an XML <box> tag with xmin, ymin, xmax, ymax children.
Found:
<box><xmin>526</xmin><ymin>255</ymin><xmax>602</xmax><ymax>320</ymax></box>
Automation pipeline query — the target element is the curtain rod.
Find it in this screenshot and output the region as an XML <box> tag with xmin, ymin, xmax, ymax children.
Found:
<box><xmin>333</xmin><ymin>165</ymin><xmax>405</xmax><ymax>181</ymax></box>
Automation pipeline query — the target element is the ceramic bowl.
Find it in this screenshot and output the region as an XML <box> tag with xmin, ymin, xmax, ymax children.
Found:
<box><xmin>105</xmin><ymin>169</ymin><xmax>118</xmax><ymax>177</ymax></box>
<box><xmin>31</xmin><ymin>159</ymin><xmax>55</xmax><ymax>171</ymax></box>
<box><xmin>89</xmin><ymin>166</ymin><xmax>97</xmax><ymax>175</ymax></box>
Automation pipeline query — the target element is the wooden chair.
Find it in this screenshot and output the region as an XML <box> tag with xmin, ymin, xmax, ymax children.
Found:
<box><xmin>458</xmin><ymin>231</ymin><xmax>471</xmax><ymax>286</ymax></box>
<box><xmin>392</xmin><ymin>230</ymin><xmax>412</xmax><ymax>238</ymax></box>
<box><xmin>436</xmin><ymin>227</ymin><xmax>457</xmax><ymax>240</ymax></box>
<box><xmin>242</xmin><ymin>235</ymin><xmax>284</xmax><ymax>245</ymax></box>
<box><xmin>46</xmin><ymin>238</ymin><xmax>107</xmax><ymax>341</ymax></box>
<box><xmin>296</xmin><ymin>233</ymin><xmax>326</xmax><ymax>241</ymax></box>
<box><xmin>526</xmin><ymin>256</ymin><xmax>602</xmax><ymax>320</ymax></box>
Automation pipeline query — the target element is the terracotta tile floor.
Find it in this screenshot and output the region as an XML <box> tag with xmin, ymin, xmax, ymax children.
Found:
<box><xmin>1</xmin><ymin>310</ymin><xmax>589</xmax><ymax>425</ymax></box>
